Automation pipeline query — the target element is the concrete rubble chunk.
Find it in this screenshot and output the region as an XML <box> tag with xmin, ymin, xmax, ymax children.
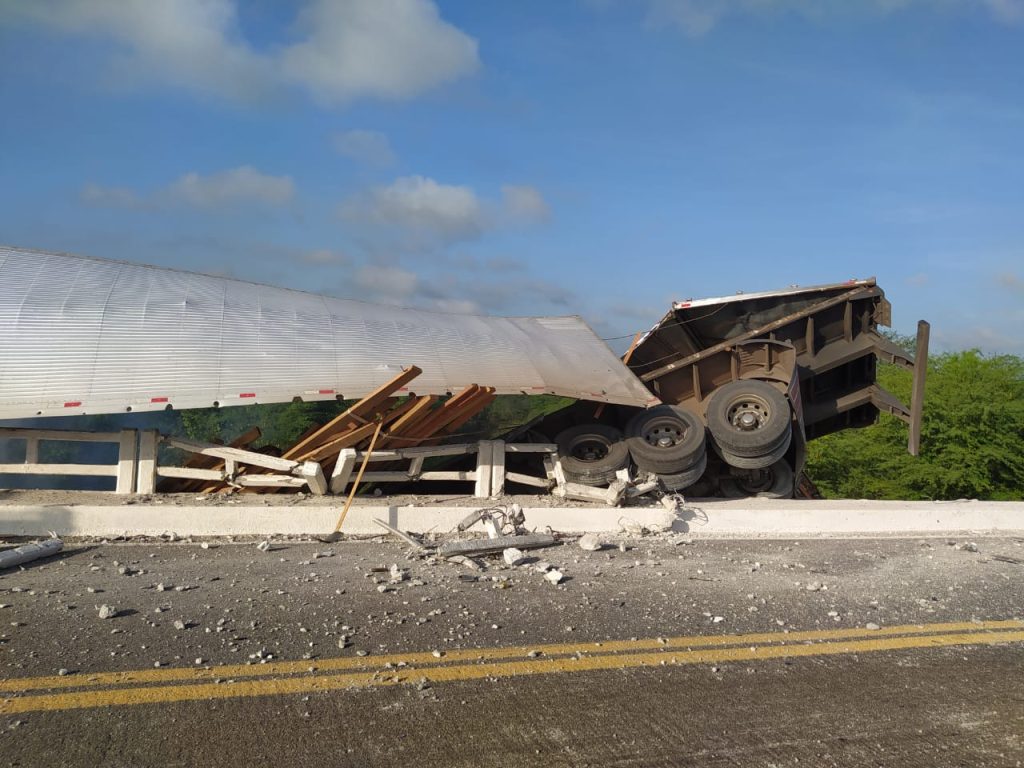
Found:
<box><xmin>865</xmin><ymin>622</ymin><xmax>881</xmax><ymax>630</ymax></box>
<box><xmin>544</xmin><ymin>569</ymin><xmax>565</xmax><ymax>585</ymax></box>
<box><xmin>438</xmin><ymin>533</ymin><xmax>556</xmax><ymax>558</ymax></box>
<box><xmin>578</xmin><ymin>534</ymin><xmax>603</xmax><ymax>552</ymax></box>
<box><xmin>503</xmin><ymin>548</ymin><xmax>526</xmax><ymax>566</ymax></box>
<box><xmin>97</xmin><ymin>604</ymin><xmax>117</xmax><ymax>619</ymax></box>
<box><xmin>173</xmin><ymin>620</ymin><xmax>187</xmax><ymax>631</ymax></box>
<box><xmin>256</xmin><ymin>540</ymin><xmax>273</xmax><ymax>553</ymax></box>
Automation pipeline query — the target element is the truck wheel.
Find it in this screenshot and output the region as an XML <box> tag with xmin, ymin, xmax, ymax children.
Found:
<box><xmin>706</xmin><ymin>380</ymin><xmax>791</xmax><ymax>457</ymax></box>
<box><xmin>721</xmin><ymin>459</ymin><xmax>794</xmax><ymax>498</ymax></box>
<box><xmin>625</xmin><ymin>405</ymin><xmax>706</xmax><ymax>474</ymax></box>
<box><xmin>555</xmin><ymin>424</ymin><xmax>630</xmax><ymax>487</ymax></box>
<box><xmin>715</xmin><ymin>429</ymin><xmax>791</xmax><ymax>470</ymax></box>
<box><xmin>657</xmin><ymin>450</ymin><xmax>708</xmax><ymax>491</ymax></box>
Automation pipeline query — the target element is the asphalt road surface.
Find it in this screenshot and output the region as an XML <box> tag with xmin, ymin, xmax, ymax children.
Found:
<box><xmin>1</xmin><ymin>533</ymin><xmax>1022</xmax><ymax>767</ymax></box>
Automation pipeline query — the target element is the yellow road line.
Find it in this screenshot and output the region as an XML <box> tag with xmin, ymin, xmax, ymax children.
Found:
<box><xmin>2</xmin><ymin>619</ymin><xmax>1020</xmax><ymax>694</ymax></box>
<box><xmin>2</xmin><ymin>629</ymin><xmax>1022</xmax><ymax>715</ymax></box>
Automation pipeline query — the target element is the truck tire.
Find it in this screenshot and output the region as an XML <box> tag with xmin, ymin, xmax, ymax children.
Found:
<box><xmin>555</xmin><ymin>424</ymin><xmax>630</xmax><ymax>487</ymax></box>
<box><xmin>706</xmin><ymin>380</ymin><xmax>791</xmax><ymax>458</ymax></box>
<box><xmin>657</xmin><ymin>449</ymin><xmax>708</xmax><ymax>491</ymax></box>
<box><xmin>721</xmin><ymin>459</ymin><xmax>794</xmax><ymax>498</ymax></box>
<box><xmin>715</xmin><ymin>429</ymin><xmax>792</xmax><ymax>470</ymax></box>
<box><xmin>625</xmin><ymin>404</ymin><xmax>706</xmax><ymax>474</ymax></box>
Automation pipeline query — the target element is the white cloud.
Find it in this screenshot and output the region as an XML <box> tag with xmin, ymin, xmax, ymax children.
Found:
<box><xmin>80</xmin><ymin>183</ymin><xmax>141</xmax><ymax>208</ymax></box>
<box><xmin>644</xmin><ymin>0</ymin><xmax>1024</xmax><ymax>35</ymax></box>
<box><xmin>340</xmin><ymin>176</ymin><xmax>486</xmax><ymax>242</ymax></box>
<box><xmin>332</xmin><ymin>130</ymin><xmax>397</xmax><ymax>167</ymax></box>
<box><xmin>339</xmin><ymin>177</ymin><xmax>551</xmax><ymax>246</ymax></box>
<box><xmin>997</xmin><ymin>272</ymin><xmax>1024</xmax><ymax>294</ymax></box>
<box><xmin>167</xmin><ymin>166</ymin><xmax>294</xmax><ymax>207</ymax></box>
<box><xmin>281</xmin><ymin>0</ymin><xmax>479</xmax><ymax>104</ymax></box>
<box><xmin>82</xmin><ymin>166</ymin><xmax>294</xmax><ymax>210</ymax></box>
<box><xmin>7</xmin><ymin>0</ymin><xmax>479</xmax><ymax>104</ymax></box>
<box><xmin>501</xmin><ymin>185</ymin><xmax>550</xmax><ymax>223</ymax></box>
<box><xmin>352</xmin><ymin>264</ymin><xmax>420</xmax><ymax>301</ymax></box>
<box><xmin>299</xmin><ymin>249</ymin><xmax>348</xmax><ymax>266</ymax></box>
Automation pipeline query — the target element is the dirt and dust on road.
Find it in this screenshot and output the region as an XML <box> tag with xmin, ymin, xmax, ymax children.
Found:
<box><xmin>0</xmin><ymin>520</ymin><xmax>1022</xmax><ymax>768</ymax></box>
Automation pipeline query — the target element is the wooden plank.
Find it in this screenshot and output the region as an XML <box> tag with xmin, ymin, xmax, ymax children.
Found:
<box><xmin>908</xmin><ymin>320</ymin><xmax>930</xmax><ymax>457</ymax></box>
<box><xmin>398</xmin><ymin>385</ymin><xmax>480</xmax><ymax>440</ymax></box>
<box><xmin>440</xmin><ymin>389</ymin><xmax>496</xmax><ymax>438</ymax></box>
<box><xmin>375</xmin><ymin>396</ymin><xmax>438</xmax><ymax>446</ymax></box>
<box><xmin>281</xmin><ymin>366</ymin><xmax>421</xmax><ymax>459</ymax></box>
<box><xmin>115</xmin><ymin>429</ymin><xmax>137</xmax><ymax>494</ymax></box>
<box><xmin>301</xmin><ymin>421</ymin><xmax>380</xmax><ymax>463</ymax></box>
<box><xmin>163</xmin><ymin>436</ymin><xmax>299</xmax><ymax>473</ymax></box>
<box><xmin>24</xmin><ymin>438</ymin><xmax>38</xmax><ymax>464</ymax></box>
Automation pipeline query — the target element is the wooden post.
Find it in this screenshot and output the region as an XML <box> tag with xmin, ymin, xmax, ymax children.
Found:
<box><xmin>907</xmin><ymin>320</ymin><xmax>930</xmax><ymax>457</ymax></box>
<box><xmin>115</xmin><ymin>429</ymin><xmax>138</xmax><ymax>494</ymax></box>
<box><xmin>136</xmin><ymin>429</ymin><xmax>159</xmax><ymax>494</ymax></box>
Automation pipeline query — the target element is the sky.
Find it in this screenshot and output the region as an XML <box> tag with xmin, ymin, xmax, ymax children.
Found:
<box><xmin>0</xmin><ymin>0</ymin><xmax>1022</xmax><ymax>354</ymax></box>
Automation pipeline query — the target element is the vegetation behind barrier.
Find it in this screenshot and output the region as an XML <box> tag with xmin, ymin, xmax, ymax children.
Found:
<box><xmin>806</xmin><ymin>350</ymin><xmax>1024</xmax><ymax>501</ymax></box>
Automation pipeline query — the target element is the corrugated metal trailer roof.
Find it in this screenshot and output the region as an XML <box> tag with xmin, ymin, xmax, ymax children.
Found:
<box><xmin>0</xmin><ymin>245</ymin><xmax>657</xmax><ymax>419</ymax></box>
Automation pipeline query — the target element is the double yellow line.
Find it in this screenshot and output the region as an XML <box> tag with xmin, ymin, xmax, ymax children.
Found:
<box><xmin>2</xmin><ymin>619</ymin><xmax>1021</xmax><ymax>715</ymax></box>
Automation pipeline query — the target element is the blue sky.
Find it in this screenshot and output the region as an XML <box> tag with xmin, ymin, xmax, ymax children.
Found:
<box><xmin>1</xmin><ymin>0</ymin><xmax>1022</xmax><ymax>353</ymax></box>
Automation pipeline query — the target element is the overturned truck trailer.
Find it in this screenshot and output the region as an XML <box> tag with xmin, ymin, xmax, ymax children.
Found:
<box><xmin>533</xmin><ymin>279</ymin><xmax>929</xmax><ymax>498</ymax></box>
<box><xmin>0</xmin><ymin>245</ymin><xmax>927</xmax><ymax>499</ymax></box>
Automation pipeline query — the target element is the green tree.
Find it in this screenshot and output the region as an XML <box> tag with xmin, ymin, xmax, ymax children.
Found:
<box><xmin>806</xmin><ymin>350</ymin><xmax>1024</xmax><ymax>500</ymax></box>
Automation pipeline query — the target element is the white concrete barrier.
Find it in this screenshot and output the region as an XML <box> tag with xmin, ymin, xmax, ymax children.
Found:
<box><xmin>0</xmin><ymin>498</ymin><xmax>1022</xmax><ymax>537</ymax></box>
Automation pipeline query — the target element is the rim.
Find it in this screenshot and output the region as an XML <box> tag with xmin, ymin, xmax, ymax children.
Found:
<box><xmin>725</xmin><ymin>394</ymin><xmax>772</xmax><ymax>432</ymax></box>
<box><xmin>732</xmin><ymin>467</ymin><xmax>775</xmax><ymax>493</ymax></box>
<box><xmin>569</xmin><ymin>435</ymin><xmax>610</xmax><ymax>463</ymax></box>
<box><xmin>642</xmin><ymin>416</ymin><xmax>688</xmax><ymax>449</ymax></box>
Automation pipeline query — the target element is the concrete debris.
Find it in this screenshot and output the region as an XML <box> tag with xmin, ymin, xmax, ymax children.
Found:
<box><xmin>97</xmin><ymin>604</ymin><xmax>117</xmax><ymax>619</ymax></box>
<box><xmin>865</xmin><ymin>622</ymin><xmax>881</xmax><ymax>630</ymax></box>
<box><xmin>256</xmin><ymin>540</ymin><xmax>273</xmax><ymax>553</ymax></box>
<box><xmin>372</xmin><ymin>519</ymin><xmax>428</xmax><ymax>551</ymax></box>
<box><xmin>173</xmin><ymin>620</ymin><xmax>187</xmax><ymax>630</ymax></box>
<box><xmin>446</xmin><ymin>555</ymin><xmax>483</xmax><ymax>571</ymax></box>
<box><xmin>437</xmin><ymin>533</ymin><xmax>556</xmax><ymax>558</ymax></box>
<box><xmin>503</xmin><ymin>548</ymin><xmax>526</xmax><ymax>566</ymax></box>
<box><xmin>955</xmin><ymin>542</ymin><xmax>979</xmax><ymax>553</ymax></box>
<box><xmin>0</xmin><ymin>537</ymin><xmax>63</xmax><ymax>571</ymax></box>
<box><xmin>388</xmin><ymin>564</ymin><xmax>408</xmax><ymax>583</ymax></box>
<box><xmin>618</xmin><ymin>518</ymin><xmax>648</xmax><ymax>536</ymax></box>
<box><xmin>578</xmin><ymin>534</ymin><xmax>603</xmax><ymax>552</ymax></box>
<box><xmin>805</xmin><ymin>581</ymin><xmax>826</xmax><ymax>592</ymax></box>
<box><xmin>544</xmin><ymin>569</ymin><xmax>565</xmax><ymax>585</ymax></box>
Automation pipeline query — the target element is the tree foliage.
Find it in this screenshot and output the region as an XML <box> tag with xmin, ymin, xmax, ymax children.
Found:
<box><xmin>806</xmin><ymin>350</ymin><xmax>1024</xmax><ymax>500</ymax></box>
